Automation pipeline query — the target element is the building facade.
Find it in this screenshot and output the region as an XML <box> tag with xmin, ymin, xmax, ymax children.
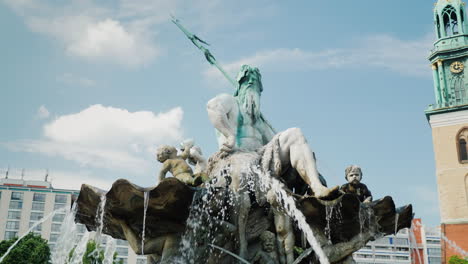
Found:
<box><xmin>352</xmin><ymin>219</ymin><xmax>441</xmax><ymax>264</ymax></box>
<box><xmin>0</xmin><ymin>177</ymin><xmax>146</xmax><ymax>264</ymax></box>
<box><xmin>426</xmin><ymin>0</ymin><xmax>468</xmax><ymax>263</ymax></box>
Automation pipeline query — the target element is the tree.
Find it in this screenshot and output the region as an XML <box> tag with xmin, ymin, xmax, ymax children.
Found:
<box><xmin>68</xmin><ymin>239</ymin><xmax>123</xmax><ymax>264</ymax></box>
<box><xmin>0</xmin><ymin>232</ymin><xmax>51</xmax><ymax>264</ymax></box>
<box><xmin>449</xmin><ymin>255</ymin><xmax>468</xmax><ymax>264</ymax></box>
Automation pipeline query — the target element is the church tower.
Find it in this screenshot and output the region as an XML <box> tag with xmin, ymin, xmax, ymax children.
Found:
<box><xmin>426</xmin><ymin>0</ymin><xmax>468</xmax><ymax>262</ymax></box>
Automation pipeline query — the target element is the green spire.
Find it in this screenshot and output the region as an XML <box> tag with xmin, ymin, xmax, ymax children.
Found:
<box><xmin>426</xmin><ymin>0</ymin><xmax>468</xmax><ymax>115</ymax></box>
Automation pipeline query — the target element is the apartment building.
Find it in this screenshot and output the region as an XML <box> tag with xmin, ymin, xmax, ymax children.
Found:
<box><xmin>0</xmin><ymin>176</ymin><xmax>146</xmax><ymax>264</ymax></box>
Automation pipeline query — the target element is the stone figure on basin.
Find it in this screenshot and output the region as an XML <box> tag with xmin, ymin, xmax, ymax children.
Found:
<box><xmin>156</xmin><ymin>145</ymin><xmax>202</xmax><ymax>186</ymax></box>
<box><xmin>179</xmin><ymin>139</ymin><xmax>209</xmax><ymax>182</ymax></box>
<box><xmin>339</xmin><ymin>165</ymin><xmax>372</xmax><ymax>203</ymax></box>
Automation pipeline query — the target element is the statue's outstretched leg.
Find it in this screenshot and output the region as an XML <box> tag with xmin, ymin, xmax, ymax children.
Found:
<box><xmin>278</xmin><ymin>128</ymin><xmax>338</xmax><ymax>198</ymax></box>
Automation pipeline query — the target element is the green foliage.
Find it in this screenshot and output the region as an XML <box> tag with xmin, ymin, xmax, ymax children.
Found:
<box><xmin>68</xmin><ymin>239</ymin><xmax>122</xmax><ymax>264</ymax></box>
<box><xmin>449</xmin><ymin>255</ymin><xmax>468</xmax><ymax>264</ymax></box>
<box><xmin>0</xmin><ymin>232</ymin><xmax>50</xmax><ymax>264</ymax></box>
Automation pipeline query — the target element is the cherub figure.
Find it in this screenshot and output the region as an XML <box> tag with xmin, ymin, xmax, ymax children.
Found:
<box><xmin>339</xmin><ymin>165</ymin><xmax>372</xmax><ymax>203</ymax></box>
<box><xmin>252</xmin><ymin>231</ymin><xmax>280</xmax><ymax>264</ymax></box>
<box><xmin>179</xmin><ymin>139</ymin><xmax>209</xmax><ymax>182</ymax></box>
<box><xmin>156</xmin><ymin>145</ymin><xmax>201</xmax><ymax>186</ymax></box>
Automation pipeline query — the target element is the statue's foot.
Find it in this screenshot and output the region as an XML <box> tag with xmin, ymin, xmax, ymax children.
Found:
<box><xmin>314</xmin><ymin>185</ymin><xmax>340</xmax><ymax>200</ymax></box>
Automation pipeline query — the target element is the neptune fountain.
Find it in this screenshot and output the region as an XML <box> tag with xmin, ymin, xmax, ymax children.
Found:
<box><xmin>74</xmin><ymin>18</ymin><xmax>413</xmax><ymax>264</ymax></box>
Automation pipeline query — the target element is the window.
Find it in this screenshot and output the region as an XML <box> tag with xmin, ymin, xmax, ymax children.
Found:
<box><xmin>51</xmin><ymin>223</ymin><xmax>61</xmax><ymax>233</ymax></box>
<box><xmin>116</xmin><ymin>239</ymin><xmax>128</xmax><ymax>246</ymax></box>
<box><xmin>11</xmin><ymin>192</ymin><xmax>23</xmax><ymax>200</ymax></box>
<box><xmin>77</xmin><ymin>224</ymin><xmax>86</xmax><ymax>234</ymax></box>
<box><xmin>49</xmin><ymin>233</ymin><xmax>59</xmax><ymax>243</ymax></box>
<box><xmin>116</xmin><ymin>247</ymin><xmax>128</xmax><ymax>256</ymax></box>
<box><xmin>33</xmin><ymin>193</ymin><xmax>46</xmax><ymax>202</ymax></box>
<box><xmin>6</xmin><ymin>221</ymin><xmax>20</xmax><ymax>230</ymax></box>
<box><xmin>394</xmin><ymin>255</ymin><xmax>409</xmax><ymax>260</ymax></box>
<box><xmin>30</xmin><ymin>212</ymin><xmax>44</xmax><ymax>221</ymax></box>
<box><xmin>52</xmin><ymin>213</ymin><xmax>65</xmax><ymax>222</ymax></box>
<box><xmin>55</xmin><ymin>194</ymin><xmax>67</xmax><ymax>204</ymax></box>
<box><xmin>8</xmin><ymin>211</ymin><xmax>21</xmax><ymax>220</ymax></box>
<box><xmin>427</xmin><ymin>247</ymin><xmax>442</xmax><ymax>255</ymax></box>
<box><xmin>31</xmin><ymin>202</ymin><xmax>45</xmax><ymax>211</ymax></box>
<box><xmin>9</xmin><ymin>201</ymin><xmax>22</xmax><ymax>210</ymax></box>
<box><xmin>54</xmin><ymin>203</ymin><xmax>66</xmax><ymax>210</ymax></box>
<box><xmin>429</xmin><ymin>257</ymin><xmax>442</xmax><ymax>263</ymax></box>
<box><xmin>427</xmin><ymin>239</ymin><xmax>440</xmax><ymax>244</ymax></box>
<box><xmin>458</xmin><ymin>128</ymin><xmax>468</xmax><ymax>163</ymax></box>
<box><xmin>394</xmin><ymin>238</ymin><xmax>409</xmax><ymax>245</ymax></box>
<box><xmin>4</xmin><ymin>231</ymin><xmax>17</xmax><ymax>240</ymax></box>
<box><xmin>29</xmin><ymin>222</ymin><xmax>42</xmax><ymax>231</ymax></box>
<box><xmin>443</xmin><ymin>6</ymin><xmax>459</xmax><ymax>36</ymax></box>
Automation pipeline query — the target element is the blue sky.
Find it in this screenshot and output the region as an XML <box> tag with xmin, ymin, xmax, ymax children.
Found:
<box><xmin>0</xmin><ymin>0</ymin><xmax>441</xmax><ymax>226</ymax></box>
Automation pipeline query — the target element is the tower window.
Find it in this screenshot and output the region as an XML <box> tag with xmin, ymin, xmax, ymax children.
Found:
<box><xmin>450</xmin><ymin>75</ymin><xmax>465</xmax><ymax>103</ymax></box>
<box><xmin>437</xmin><ymin>15</ymin><xmax>441</xmax><ymax>38</ymax></box>
<box><xmin>457</xmin><ymin>128</ymin><xmax>468</xmax><ymax>163</ymax></box>
<box><xmin>443</xmin><ymin>6</ymin><xmax>459</xmax><ymax>36</ymax></box>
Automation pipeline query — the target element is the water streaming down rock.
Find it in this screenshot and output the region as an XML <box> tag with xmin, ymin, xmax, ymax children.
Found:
<box><xmin>141</xmin><ymin>190</ymin><xmax>150</xmax><ymax>255</ymax></box>
<box><xmin>51</xmin><ymin>203</ymin><xmax>82</xmax><ymax>264</ymax></box>
<box><xmin>254</xmin><ymin>166</ymin><xmax>331</xmax><ymax>264</ymax></box>
<box><xmin>0</xmin><ymin>207</ymin><xmax>67</xmax><ymax>263</ymax></box>
<box><xmin>177</xmin><ymin>181</ymin><xmax>234</xmax><ymax>264</ymax></box>
<box><xmin>102</xmin><ymin>236</ymin><xmax>117</xmax><ymax>264</ymax></box>
<box><xmin>68</xmin><ymin>232</ymin><xmax>91</xmax><ymax>264</ymax></box>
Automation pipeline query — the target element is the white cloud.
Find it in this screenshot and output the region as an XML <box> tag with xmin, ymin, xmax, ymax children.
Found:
<box><xmin>204</xmin><ymin>34</ymin><xmax>434</xmax><ymax>85</ymax></box>
<box><xmin>37</xmin><ymin>105</ymin><xmax>50</xmax><ymax>119</ymax></box>
<box><xmin>5</xmin><ymin>105</ymin><xmax>184</xmax><ymax>173</ymax></box>
<box><xmin>28</xmin><ymin>16</ymin><xmax>158</xmax><ymax>67</ymax></box>
<box><xmin>3</xmin><ymin>1</ymin><xmax>160</xmax><ymax>67</ymax></box>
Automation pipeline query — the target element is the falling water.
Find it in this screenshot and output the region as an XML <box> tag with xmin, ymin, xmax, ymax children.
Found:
<box><xmin>0</xmin><ymin>207</ymin><xmax>66</xmax><ymax>263</ymax></box>
<box><xmin>394</xmin><ymin>213</ymin><xmax>399</xmax><ymax>235</ymax></box>
<box><xmin>324</xmin><ymin>204</ymin><xmax>334</xmax><ymax>240</ymax></box>
<box><xmin>51</xmin><ymin>203</ymin><xmax>81</xmax><ymax>264</ymax></box>
<box><xmin>83</xmin><ymin>194</ymin><xmax>108</xmax><ymax>262</ymax></box>
<box><xmin>408</xmin><ymin>225</ymin><xmax>423</xmax><ymax>264</ymax></box>
<box><xmin>68</xmin><ymin>232</ymin><xmax>91</xmax><ymax>264</ymax></box>
<box><xmin>141</xmin><ymin>190</ymin><xmax>150</xmax><ymax>254</ymax></box>
<box><xmin>177</xmin><ymin>166</ymin><xmax>236</xmax><ymax>264</ymax></box>
<box><xmin>94</xmin><ymin>195</ymin><xmax>107</xmax><ymax>245</ymax></box>
<box><xmin>254</xmin><ymin>166</ymin><xmax>330</xmax><ymax>264</ymax></box>
<box><xmin>414</xmin><ymin>220</ymin><xmax>468</xmax><ymax>257</ymax></box>
<box><xmin>103</xmin><ymin>237</ymin><xmax>117</xmax><ymax>264</ymax></box>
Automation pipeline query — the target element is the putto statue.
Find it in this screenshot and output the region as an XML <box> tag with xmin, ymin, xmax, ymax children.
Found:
<box><xmin>156</xmin><ymin>144</ymin><xmax>202</xmax><ymax>186</ymax></box>
<box><xmin>339</xmin><ymin>165</ymin><xmax>372</xmax><ymax>203</ymax></box>
<box><xmin>74</xmin><ymin>17</ymin><xmax>414</xmax><ymax>264</ymax></box>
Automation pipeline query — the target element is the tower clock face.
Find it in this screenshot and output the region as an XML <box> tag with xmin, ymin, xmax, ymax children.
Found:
<box><xmin>450</xmin><ymin>61</ymin><xmax>464</xmax><ymax>73</ymax></box>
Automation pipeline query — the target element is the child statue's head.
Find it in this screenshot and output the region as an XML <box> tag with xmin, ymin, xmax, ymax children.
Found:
<box><xmin>345</xmin><ymin>165</ymin><xmax>362</xmax><ymax>184</ymax></box>
<box><xmin>259</xmin><ymin>231</ymin><xmax>276</xmax><ymax>253</ymax></box>
<box><xmin>156</xmin><ymin>145</ymin><xmax>177</xmax><ymax>162</ymax></box>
